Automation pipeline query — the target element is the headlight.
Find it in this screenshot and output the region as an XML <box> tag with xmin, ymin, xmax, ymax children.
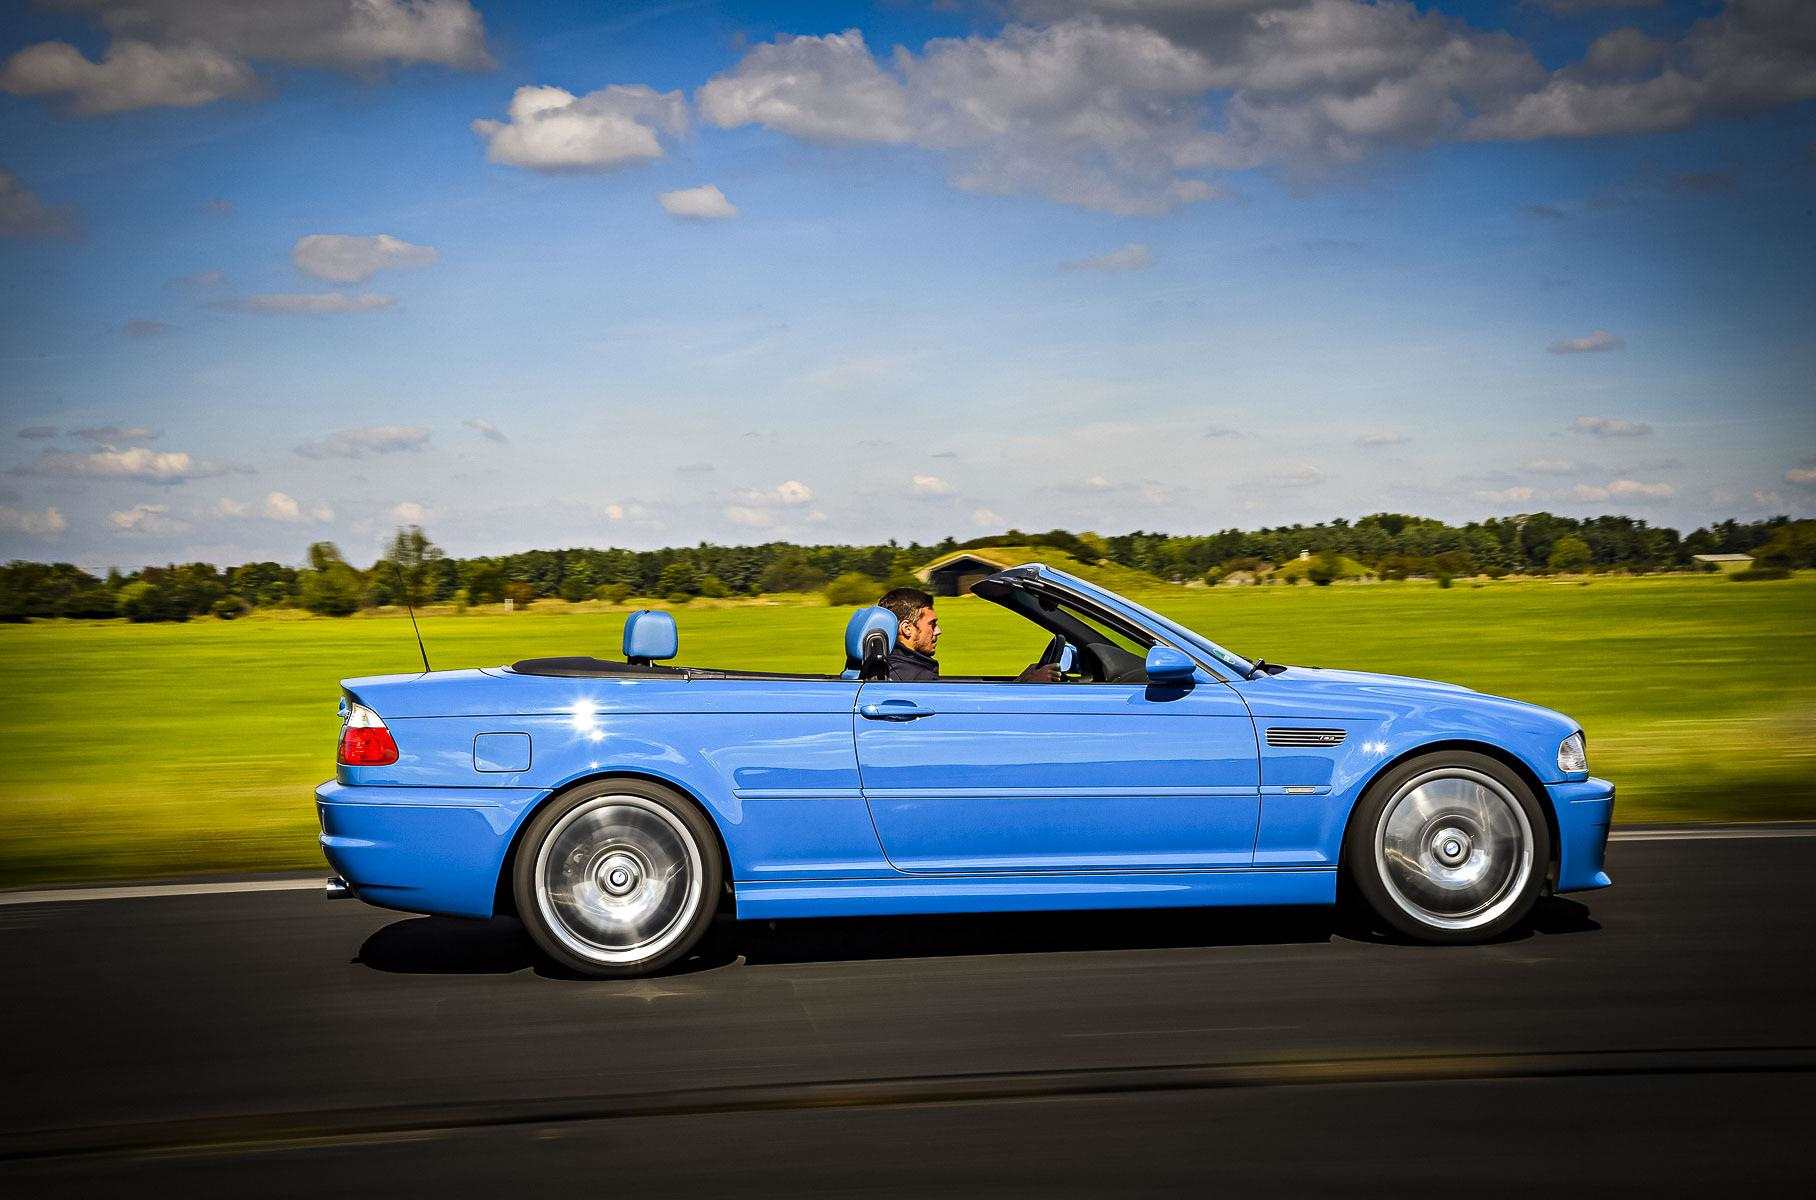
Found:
<box><xmin>1558</xmin><ymin>732</ymin><xmax>1587</xmax><ymax>774</ymax></box>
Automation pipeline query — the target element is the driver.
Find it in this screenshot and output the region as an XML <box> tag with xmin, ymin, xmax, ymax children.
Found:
<box><xmin>877</xmin><ymin>587</ymin><xmax>1061</xmax><ymax>684</ymax></box>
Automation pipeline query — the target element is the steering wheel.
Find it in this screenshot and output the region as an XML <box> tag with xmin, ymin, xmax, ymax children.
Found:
<box><xmin>1037</xmin><ymin>633</ymin><xmax>1069</xmax><ymax>675</ymax></box>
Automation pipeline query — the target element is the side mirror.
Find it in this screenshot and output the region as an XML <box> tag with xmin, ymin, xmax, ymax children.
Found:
<box><xmin>1057</xmin><ymin>644</ymin><xmax>1077</xmax><ymax>674</ymax></box>
<box><xmin>1144</xmin><ymin>645</ymin><xmax>1195</xmax><ymax>684</ymax></box>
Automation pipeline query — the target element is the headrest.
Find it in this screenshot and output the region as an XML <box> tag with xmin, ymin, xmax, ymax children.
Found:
<box><xmin>623</xmin><ymin>609</ymin><xmax>677</xmax><ymax>665</ymax></box>
<box><xmin>844</xmin><ymin>606</ymin><xmax>898</xmax><ymax>662</ymax></box>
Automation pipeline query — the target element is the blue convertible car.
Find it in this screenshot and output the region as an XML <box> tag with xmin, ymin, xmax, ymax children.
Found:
<box><xmin>318</xmin><ymin>564</ymin><xmax>1614</xmax><ymax>977</ymax></box>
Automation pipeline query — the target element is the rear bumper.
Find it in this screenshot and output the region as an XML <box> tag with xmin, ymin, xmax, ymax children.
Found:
<box><xmin>1549</xmin><ymin>777</ymin><xmax>1615</xmax><ymax>893</ymax></box>
<box><xmin>315</xmin><ymin>781</ymin><xmax>543</xmax><ymax>919</ymax></box>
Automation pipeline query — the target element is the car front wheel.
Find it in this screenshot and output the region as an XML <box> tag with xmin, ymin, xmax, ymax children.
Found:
<box><xmin>1345</xmin><ymin>751</ymin><xmax>1550</xmax><ymax>944</ymax></box>
<box><xmin>513</xmin><ymin>779</ymin><xmax>721</xmax><ymax>978</ymax></box>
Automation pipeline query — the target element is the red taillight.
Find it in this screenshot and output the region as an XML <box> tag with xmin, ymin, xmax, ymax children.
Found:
<box><xmin>338</xmin><ymin>702</ymin><xmax>399</xmax><ymax>766</ymax></box>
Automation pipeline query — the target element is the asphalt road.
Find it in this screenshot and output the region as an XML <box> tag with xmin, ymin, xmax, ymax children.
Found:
<box><xmin>3</xmin><ymin>832</ymin><xmax>1812</xmax><ymax>1196</ymax></box>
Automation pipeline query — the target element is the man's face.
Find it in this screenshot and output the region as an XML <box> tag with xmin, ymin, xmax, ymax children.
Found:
<box><xmin>900</xmin><ymin>606</ymin><xmax>939</xmax><ymax>654</ymax></box>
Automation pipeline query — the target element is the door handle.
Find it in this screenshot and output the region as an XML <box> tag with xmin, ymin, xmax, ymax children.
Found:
<box><xmin>859</xmin><ymin>700</ymin><xmax>935</xmax><ymax>721</ymax></box>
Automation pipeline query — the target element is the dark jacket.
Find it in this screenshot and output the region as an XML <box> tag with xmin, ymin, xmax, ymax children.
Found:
<box><xmin>885</xmin><ymin>646</ymin><xmax>939</xmax><ymax>682</ymax></box>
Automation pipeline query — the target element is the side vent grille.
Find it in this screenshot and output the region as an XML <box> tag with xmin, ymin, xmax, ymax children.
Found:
<box><xmin>1266</xmin><ymin>727</ymin><xmax>1347</xmax><ymax>747</ymax></box>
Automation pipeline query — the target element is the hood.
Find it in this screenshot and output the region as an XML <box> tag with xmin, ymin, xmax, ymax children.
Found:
<box><xmin>1268</xmin><ymin>665</ymin><xmax>1475</xmax><ymax>694</ymax></box>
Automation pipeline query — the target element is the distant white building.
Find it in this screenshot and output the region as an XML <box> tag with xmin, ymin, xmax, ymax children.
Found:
<box><xmin>1692</xmin><ymin>553</ymin><xmax>1754</xmax><ymax>574</ymax></box>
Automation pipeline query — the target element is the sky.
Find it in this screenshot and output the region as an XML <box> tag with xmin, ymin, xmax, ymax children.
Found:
<box><xmin>0</xmin><ymin>0</ymin><xmax>1812</xmax><ymax>572</ymax></box>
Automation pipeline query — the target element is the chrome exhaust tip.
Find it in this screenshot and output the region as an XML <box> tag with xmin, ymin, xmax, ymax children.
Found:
<box><xmin>324</xmin><ymin>875</ymin><xmax>352</xmax><ymax>900</ymax></box>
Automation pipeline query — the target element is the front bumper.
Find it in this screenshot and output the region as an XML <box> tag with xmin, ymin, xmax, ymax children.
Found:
<box><xmin>1548</xmin><ymin>777</ymin><xmax>1615</xmax><ymax>893</ymax></box>
<box><xmin>316</xmin><ymin>781</ymin><xmax>544</xmax><ymax>919</ymax></box>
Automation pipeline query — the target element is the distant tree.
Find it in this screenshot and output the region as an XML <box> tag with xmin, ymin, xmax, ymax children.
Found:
<box><xmin>697</xmin><ymin>573</ymin><xmax>731</xmax><ymax>598</ymax></box>
<box><xmin>1548</xmin><ymin>536</ymin><xmax>1593</xmax><ymax>573</ymax></box>
<box><xmin>824</xmin><ymin>572</ymin><xmax>879</xmax><ymax>606</ymax></box>
<box><xmin>657</xmin><ymin>560</ymin><xmax>701</xmax><ymax>597</ymax></box>
<box><xmin>1751</xmin><ymin>520</ymin><xmax>1816</xmax><ymax>569</ymax></box>
<box><xmin>503</xmin><ymin>581</ymin><xmax>536</xmax><ymax>607</ymax></box>
<box><xmin>307</xmin><ymin>541</ymin><xmax>345</xmax><ymax>572</ymax></box>
<box><xmin>383</xmin><ymin>525</ymin><xmax>443</xmax><ymax>608</ymax></box>
<box><xmin>298</xmin><ymin>563</ymin><xmax>363</xmax><ymax>616</ymax></box>
<box><xmin>758</xmin><ymin>551</ymin><xmax>826</xmax><ymax>593</ymax></box>
<box><xmin>1306</xmin><ymin>551</ymin><xmax>1342</xmax><ymax>586</ymax></box>
<box><xmin>463</xmin><ymin>560</ymin><xmax>505</xmax><ymax>604</ymax></box>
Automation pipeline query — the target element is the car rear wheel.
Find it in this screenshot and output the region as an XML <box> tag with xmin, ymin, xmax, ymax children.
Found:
<box><xmin>513</xmin><ymin>779</ymin><xmax>721</xmax><ymax>978</ymax></box>
<box><xmin>1345</xmin><ymin>751</ymin><xmax>1550</xmax><ymax>944</ymax></box>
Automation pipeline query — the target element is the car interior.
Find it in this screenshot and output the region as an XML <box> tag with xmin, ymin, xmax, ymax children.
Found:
<box><xmin>508</xmin><ymin>577</ymin><xmax>1174</xmax><ymax>685</ymax></box>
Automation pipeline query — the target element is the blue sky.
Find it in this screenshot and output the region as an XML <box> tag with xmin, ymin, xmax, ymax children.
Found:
<box><xmin>1</xmin><ymin>0</ymin><xmax>1812</xmax><ymax>571</ymax></box>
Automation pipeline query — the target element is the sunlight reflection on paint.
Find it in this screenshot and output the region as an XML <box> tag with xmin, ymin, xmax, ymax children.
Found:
<box><xmin>568</xmin><ymin>699</ymin><xmax>606</xmax><ymax>744</ymax></box>
<box><xmin>1364</xmin><ymin>740</ymin><xmax>1389</xmax><ymax>755</ymax></box>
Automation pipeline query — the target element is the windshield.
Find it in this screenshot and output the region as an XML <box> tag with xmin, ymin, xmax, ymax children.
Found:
<box><xmin>1037</xmin><ymin>570</ymin><xmax>1256</xmax><ymax>678</ymax></box>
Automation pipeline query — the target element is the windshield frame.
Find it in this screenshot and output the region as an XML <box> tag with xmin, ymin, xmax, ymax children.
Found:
<box><xmin>973</xmin><ymin>565</ymin><xmax>1256</xmax><ymax>680</ymax></box>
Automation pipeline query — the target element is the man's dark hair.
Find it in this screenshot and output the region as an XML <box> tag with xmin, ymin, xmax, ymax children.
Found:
<box><xmin>878</xmin><ymin>586</ymin><xmax>934</xmax><ymax>624</ymax></box>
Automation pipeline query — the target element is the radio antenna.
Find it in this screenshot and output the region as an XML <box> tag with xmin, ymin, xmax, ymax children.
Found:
<box><xmin>393</xmin><ymin>559</ymin><xmax>432</xmax><ymax>674</ymax></box>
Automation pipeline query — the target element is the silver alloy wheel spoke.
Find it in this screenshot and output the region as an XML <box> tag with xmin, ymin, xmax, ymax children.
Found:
<box><xmin>535</xmin><ymin>795</ymin><xmax>704</xmax><ymax>965</ymax></box>
<box><xmin>1374</xmin><ymin>767</ymin><xmax>1533</xmax><ymax>931</ymax></box>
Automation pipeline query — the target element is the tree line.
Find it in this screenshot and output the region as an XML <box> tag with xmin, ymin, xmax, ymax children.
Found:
<box><xmin>1</xmin><ymin>513</ymin><xmax>1808</xmax><ymax>622</ymax></box>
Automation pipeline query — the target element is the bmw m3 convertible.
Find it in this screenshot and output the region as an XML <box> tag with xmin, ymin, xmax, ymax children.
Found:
<box><xmin>318</xmin><ymin>564</ymin><xmax>1614</xmax><ymax>977</ymax></box>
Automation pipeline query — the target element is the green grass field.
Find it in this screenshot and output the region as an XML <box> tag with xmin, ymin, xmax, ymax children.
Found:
<box><xmin>2</xmin><ymin>573</ymin><xmax>1811</xmax><ymax>887</ymax></box>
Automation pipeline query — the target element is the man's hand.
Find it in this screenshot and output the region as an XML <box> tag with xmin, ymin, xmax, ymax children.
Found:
<box><xmin>1016</xmin><ymin>662</ymin><xmax>1062</xmax><ymax>683</ymax></box>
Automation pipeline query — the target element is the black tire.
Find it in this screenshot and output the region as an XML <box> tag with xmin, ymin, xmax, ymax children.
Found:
<box><xmin>512</xmin><ymin>778</ymin><xmax>722</xmax><ymax>978</ymax></box>
<box><xmin>1343</xmin><ymin>751</ymin><xmax>1550</xmax><ymax>944</ymax></box>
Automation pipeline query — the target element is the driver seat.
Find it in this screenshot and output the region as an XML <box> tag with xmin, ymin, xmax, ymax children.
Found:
<box><xmin>841</xmin><ymin>607</ymin><xmax>897</xmax><ymax>681</ymax></box>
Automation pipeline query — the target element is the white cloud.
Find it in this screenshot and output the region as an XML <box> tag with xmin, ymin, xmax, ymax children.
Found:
<box><xmin>1573</xmin><ymin>415</ymin><xmax>1652</xmax><ymax>437</ymax></box>
<box><xmin>0</xmin><ymin>1</ymin><xmax>490</xmax><ymax>115</ymax></box>
<box><xmin>464</xmin><ymin>417</ymin><xmax>508</xmax><ymax>444</ymax></box>
<box><xmin>1785</xmin><ymin>468</ymin><xmax>1816</xmax><ymax>487</ymax></box>
<box><xmin>1475</xmin><ymin>486</ymin><xmax>1537</xmax><ymax>503</ymax></box>
<box><xmin>1064</xmin><ymin>243</ymin><xmax>1152</xmax><ymax>272</ymax></box>
<box><xmin>773</xmin><ymin>480</ymin><xmax>814</xmax><ymax>505</ymax></box>
<box><xmin>659</xmin><ymin>184</ymin><xmax>738</xmax><ymax>220</ymax></box>
<box><xmin>0</xmin><ymin>169</ymin><xmax>79</xmax><ymax>238</ymax></box>
<box><xmin>1607</xmin><ymin>478</ymin><xmax>1674</xmax><ymax>497</ymax></box>
<box><xmin>20</xmin><ymin>445</ymin><xmax>227</xmax><ymax>483</ymax></box>
<box><xmin>693</xmin><ymin>3</ymin><xmax>1816</xmax><ymax>211</ymax></box>
<box><xmin>1549</xmin><ymin>329</ymin><xmax>1623</xmax><ymax>354</ymax></box>
<box><xmin>0</xmin><ymin>39</ymin><xmax>257</xmax><ymax>116</ymax></box>
<box><xmin>263</xmin><ymin>491</ymin><xmax>332</xmax><ymax>523</ymax></box>
<box><xmin>0</xmin><ymin>505</ymin><xmax>66</xmax><ymax>536</ymax></box>
<box><xmin>910</xmin><ymin>474</ymin><xmax>954</xmax><ymax>496</ymax></box>
<box><xmin>699</xmin><ymin>25</ymin><xmax>1229</xmax><ymax>214</ymax></box>
<box><xmin>697</xmin><ymin>30</ymin><xmax>914</xmax><ymax>144</ymax></box>
<box><xmin>1263</xmin><ymin>462</ymin><xmax>1326</xmax><ymax>488</ymax></box>
<box><xmin>391</xmin><ymin>501</ymin><xmax>427</xmax><ymax>522</ymax></box>
<box><xmin>213</xmin><ymin>497</ymin><xmax>248</xmax><ymax>517</ymax></box>
<box><xmin>970</xmin><ymin>508</ymin><xmax>1003</xmax><ymax>527</ymax></box>
<box><xmin>724</xmin><ymin>479</ymin><xmax>814</xmax><ymax>527</ymax></box>
<box><xmin>1356</xmin><ymin>432</ymin><xmax>1409</xmax><ymax>447</ymax></box>
<box><xmin>1524</xmin><ymin>458</ymin><xmax>1581</xmax><ymax>473</ymax></box>
<box><xmin>1752</xmin><ymin>491</ymin><xmax>1784</xmax><ymax>509</ymax></box>
<box><xmin>723</xmin><ymin>505</ymin><xmax>776</xmax><ymax>528</ymax></box>
<box><xmin>228</xmin><ymin>292</ymin><xmax>396</xmax><ymax>315</ymax></box>
<box><xmin>472</xmin><ymin>83</ymin><xmax>686</xmax><ymax>171</ymax></box>
<box><xmin>108</xmin><ymin>503</ymin><xmax>190</xmax><ymax>534</ymax></box>
<box><xmin>291</xmin><ymin>234</ymin><xmax>437</xmax><ymax>283</ymax></box>
<box><xmin>72</xmin><ymin>425</ymin><xmax>160</xmax><ymax>443</ymax></box>
<box><xmin>1575</xmin><ymin>478</ymin><xmax>1674</xmax><ymax>502</ymax></box>
<box><xmin>295</xmin><ymin>426</ymin><xmax>431</xmax><ymax>460</ymax></box>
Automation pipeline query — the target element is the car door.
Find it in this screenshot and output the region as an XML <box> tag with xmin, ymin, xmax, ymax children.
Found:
<box><xmin>854</xmin><ymin>676</ymin><xmax>1260</xmax><ymax>873</ymax></box>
